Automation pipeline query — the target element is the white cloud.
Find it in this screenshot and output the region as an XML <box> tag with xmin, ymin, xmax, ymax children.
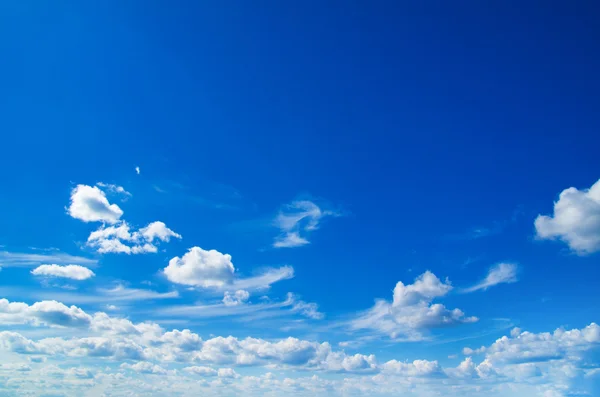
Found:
<box><xmin>287</xmin><ymin>293</ymin><xmax>324</xmax><ymax>320</ymax></box>
<box><xmin>349</xmin><ymin>271</ymin><xmax>477</xmax><ymax>339</ymax></box>
<box><xmin>223</xmin><ymin>290</ymin><xmax>250</xmax><ymax>306</ymax></box>
<box><xmin>0</xmin><ymin>250</ymin><xmax>97</xmax><ymax>268</ymax></box>
<box><xmin>87</xmin><ymin>221</ymin><xmax>181</xmax><ymax>255</ymax></box>
<box><xmin>0</xmin><ymin>299</ymin><xmax>91</xmax><ymax>328</ymax></box>
<box><xmin>67</xmin><ymin>184</ymin><xmax>123</xmax><ymax>224</ymax></box>
<box><xmin>164</xmin><ymin>247</ymin><xmax>293</xmax><ymax>290</ymax></box>
<box><xmin>135</xmin><ymin>166</ymin><xmax>140</xmax><ymax>175</ymax></box>
<box><xmin>273</xmin><ymin>200</ymin><xmax>340</xmax><ymax>248</ymax></box>
<box><xmin>164</xmin><ymin>247</ymin><xmax>235</xmax><ymax>288</ymax></box>
<box><xmin>462</xmin><ymin>263</ymin><xmax>518</xmax><ymax>293</ymax></box>
<box><xmin>31</xmin><ymin>264</ymin><xmax>95</xmax><ymax>280</ymax></box>
<box><xmin>535</xmin><ymin>178</ymin><xmax>600</xmax><ymax>255</ymax></box>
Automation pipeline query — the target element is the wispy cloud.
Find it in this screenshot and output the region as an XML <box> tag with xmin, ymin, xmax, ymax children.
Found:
<box><xmin>0</xmin><ymin>284</ymin><xmax>178</xmax><ymax>305</ymax></box>
<box><xmin>273</xmin><ymin>200</ymin><xmax>341</xmax><ymax>248</ymax></box>
<box><xmin>461</xmin><ymin>263</ymin><xmax>518</xmax><ymax>293</ymax></box>
<box><xmin>0</xmin><ymin>250</ymin><xmax>98</xmax><ymax>268</ymax></box>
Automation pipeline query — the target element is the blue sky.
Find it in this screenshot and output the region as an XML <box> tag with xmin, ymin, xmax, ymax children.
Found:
<box><xmin>1</xmin><ymin>2</ymin><xmax>599</xmax><ymax>396</ymax></box>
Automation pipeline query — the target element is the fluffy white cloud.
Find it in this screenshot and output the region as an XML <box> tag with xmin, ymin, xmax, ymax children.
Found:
<box><xmin>350</xmin><ymin>271</ymin><xmax>477</xmax><ymax>339</ymax></box>
<box><xmin>164</xmin><ymin>247</ymin><xmax>235</xmax><ymax>288</ymax></box>
<box><xmin>31</xmin><ymin>264</ymin><xmax>95</xmax><ymax>280</ymax></box>
<box><xmin>87</xmin><ymin>221</ymin><xmax>181</xmax><ymax>255</ymax></box>
<box><xmin>67</xmin><ymin>184</ymin><xmax>123</xmax><ymax>224</ymax></box>
<box><xmin>164</xmin><ymin>247</ymin><xmax>293</xmax><ymax>290</ymax></box>
<box><xmin>479</xmin><ymin>322</ymin><xmax>600</xmax><ymax>364</ymax></box>
<box><xmin>0</xmin><ymin>299</ymin><xmax>91</xmax><ymax>328</ymax></box>
<box><xmin>462</xmin><ymin>263</ymin><xmax>518</xmax><ymax>293</ymax></box>
<box><xmin>273</xmin><ymin>200</ymin><xmax>340</xmax><ymax>248</ymax></box>
<box><xmin>223</xmin><ymin>290</ymin><xmax>250</xmax><ymax>306</ymax></box>
<box><xmin>535</xmin><ymin>178</ymin><xmax>600</xmax><ymax>255</ymax></box>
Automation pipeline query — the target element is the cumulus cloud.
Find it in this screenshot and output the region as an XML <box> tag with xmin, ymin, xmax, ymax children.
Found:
<box><xmin>67</xmin><ymin>184</ymin><xmax>124</xmax><ymax>224</ymax></box>
<box><xmin>535</xmin><ymin>178</ymin><xmax>600</xmax><ymax>255</ymax></box>
<box><xmin>135</xmin><ymin>166</ymin><xmax>141</xmax><ymax>175</ymax></box>
<box><xmin>164</xmin><ymin>247</ymin><xmax>293</xmax><ymax>290</ymax></box>
<box><xmin>31</xmin><ymin>264</ymin><xmax>95</xmax><ymax>280</ymax></box>
<box><xmin>87</xmin><ymin>221</ymin><xmax>181</xmax><ymax>255</ymax></box>
<box><xmin>349</xmin><ymin>271</ymin><xmax>477</xmax><ymax>339</ymax></box>
<box><xmin>273</xmin><ymin>200</ymin><xmax>340</xmax><ymax>248</ymax></box>
<box><xmin>461</xmin><ymin>263</ymin><xmax>518</xmax><ymax>293</ymax></box>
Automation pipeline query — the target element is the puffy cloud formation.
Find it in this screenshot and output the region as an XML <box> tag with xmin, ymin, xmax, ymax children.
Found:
<box><xmin>223</xmin><ymin>290</ymin><xmax>250</xmax><ymax>306</ymax></box>
<box><xmin>350</xmin><ymin>271</ymin><xmax>477</xmax><ymax>339</ymax></box>
<box><xmin>87</xmin><ymin>221</ymin><xmax>181</xmax><ymax>254</ymax></box>
<box><xmin>31</xmin><ymin>264</ymin><xmax>95</xmax><ymax>280</ymax></box>
<box><xmin>164</xmin><ymin>247</ymin><xmax>294</xmax><ymax>290</ymax></box>
<box><xmin>535</xmin><ymin>178</ymin><xmax>600</xmax><ymax>255</ymax></box>
<box><xmin>67</xmin><ymin>184</ymin><xmax>123</xmax><ymax>224</ymax></box>
<box><xmin>273</xmin><ymin>200</ymin><xmax>340</xmax><ymax>248</ymax></box>
<box><xmin>462</xmin><ymin>263</ymin><xmax>518</xmax><ymax>293</ymax></box>
<box><xmin>164</xmin><ymin>247</ymin><xmax>235</xmax><ymax>288</ymax></box>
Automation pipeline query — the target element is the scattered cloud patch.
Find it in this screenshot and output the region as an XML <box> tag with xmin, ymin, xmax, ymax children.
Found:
<box><xmin>461</xmin><ymin>263</ymin><xmax>518</xmax><ymax>293</ymax></box>
<box><xmin>273</xmin><ymin>200</ymin><xmax>340</xmax><ymax>248</ymax></box>
<box><xmin>31</xmin><ymin>264</ymin><xmax>95</xmax><ymax>281</ymax></box>
<box><xmin>135</xmin><ymin>166</ymin><xmax>140</xmax><ymax>175</ymax></box>
<box><xmin>535</xmin><ymin>178</ymin><xmax>600</xmax><ymax>255</ymax></box>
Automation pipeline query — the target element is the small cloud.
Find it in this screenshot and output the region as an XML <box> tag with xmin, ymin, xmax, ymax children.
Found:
<box><xmin>135</xmin><ymin>166</ymin><xmax>141</xmax><ymax>175</ymax></box>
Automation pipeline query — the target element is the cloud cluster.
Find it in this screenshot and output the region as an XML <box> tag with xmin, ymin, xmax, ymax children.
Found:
<box><xmin>0</xmin><ymin>297</ymin><xmax>598</xmax><ymax>396</ymax></box>
<box><xmin>87</xmin><ymin>221</ymin><xmax>181</xmax><ymax>254</ymax></box>
<box><xmin>163</xmin><ymin>246</ymin><xmax>294</xmax><ymax>291</ymax></box>
<box><xmin>273</xmin><ymin>200</ymin><xmax>340</xmax><ymax>248</ymax></box>
<box><xmin>535</xmin><ymin>178</ymin><xmax>600</xmax><ymax>255</ymax></box>
<box><xmin>350</xmin><ymin>271</ymin><xmax>478</xmax><ymax>339</ymax></box>
<box><xmin>67</xmin><ymin>184</ymin><xmax>181</xmax><ymax>254</ymax></box>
